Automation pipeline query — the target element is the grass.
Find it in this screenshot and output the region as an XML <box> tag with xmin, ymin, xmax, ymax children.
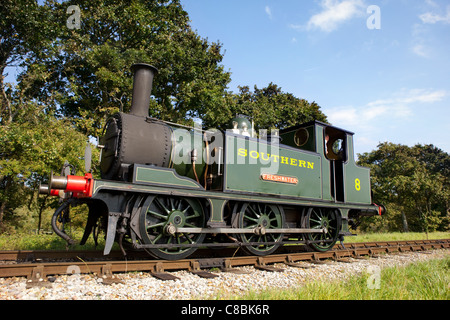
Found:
<box><xmin>0</xmin><ymin>231</ymin><xmax>109</xmax><ymax>251</ymax></box>
<box><xmin>212</xmin><ymin>257</ymin><xmax>450</xmax><ymax>300</ymax></box>
<box><xmin>347</xmin><ymin>231</ymin><xmax>450</xmax><ymax>243</ymax></box>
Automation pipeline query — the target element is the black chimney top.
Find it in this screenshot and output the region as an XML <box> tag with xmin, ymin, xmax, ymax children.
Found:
<box><xmin>129</xmin><ymin>63</ymin><xmax>158</xmax><ymax>117</ymax></box>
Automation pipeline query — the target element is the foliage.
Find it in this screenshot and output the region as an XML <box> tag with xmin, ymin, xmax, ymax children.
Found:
<box><xmin>0</xmin><ymin>0</ymin><xmax>52</xmax><ymax>125</ymax></box>
<box><xmin>0</xmin><ymin>108</ymin><xmax>88</xmax><ymax>231</ymax></box>
<box><xmin>22</xmin><ymin>0</ymin><xmax>231</xmax><ymax>136</ymax></box>
<box><xmin>225</xmin><ymin>83</ymin><xmax>327</xmax><ymax>131</ymax></box>
<box><xmin>19</xmin><ymin>1</ymin><xmax>326</xmax><ymax>134</ymax></box>
<box><xmin>358</xmin><ymin>143</ymin><xmax>450</xmax><ymax>233</ymax></box>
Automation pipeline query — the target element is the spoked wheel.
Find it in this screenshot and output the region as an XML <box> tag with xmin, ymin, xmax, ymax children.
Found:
<box><xmin>233</xmin><ymin>202</ymin><xmax>285</xmax><ymax>256</ymax></box>
<box><xmin>303</xmin><ymin>207</ymin><xmax>341</xmax><ymax>252</ymax></box>
<box><xmin>139</xmin><ymin>195</ymin><xmax>206</xmax><ymax>260</ymax></box>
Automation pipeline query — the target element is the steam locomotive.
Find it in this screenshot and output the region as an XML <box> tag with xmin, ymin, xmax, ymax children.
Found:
<box><xmin>40</xmin><ymin>63</ymin><xmax>384</xmax><ymax>260</ymax></box>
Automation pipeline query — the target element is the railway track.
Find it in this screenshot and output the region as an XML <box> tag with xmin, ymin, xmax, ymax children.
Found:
<box><xmin>1</xmin><ymin>239</ymin><xmax>448</xmax><ymax>286</ymax></box>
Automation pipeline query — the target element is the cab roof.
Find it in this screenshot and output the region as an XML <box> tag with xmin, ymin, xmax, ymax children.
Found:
<box><xmin>280</xmin><ymin>120</ymin><xmax>355</xmax><ymax>136</ymax></box>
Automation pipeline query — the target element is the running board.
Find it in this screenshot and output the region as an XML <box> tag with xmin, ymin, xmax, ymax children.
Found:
<box><xmin>174</xmin><ymin>227</ymin><xmax>326</xmax><ymax>235</ymax></box>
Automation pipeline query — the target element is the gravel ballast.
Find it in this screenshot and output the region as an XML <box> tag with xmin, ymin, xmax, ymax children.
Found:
<box><xmin>0</xmin><ymin>249</ymin><xmax>448</xmax><ymax>300</ymax></box>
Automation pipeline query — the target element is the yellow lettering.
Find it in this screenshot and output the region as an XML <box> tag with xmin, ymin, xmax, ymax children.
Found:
<box><xmin>250</xmin><ymin>150</ymin><xmax>259</xmax><ymax>159</ymax></box>
<box><xmin>238</xmin><ymin>148</ymin><xmax>247</xmax><ymax>157</ymax></box>
<box><xmin>260</xmin><ymin>152</ymin><xmax>270</xmax><ymax>161</ymax></box>
<box><xmin>237</xmin><ymin>147</ymin><xmax>314</xmax><ymax>170</ymax></box>
<box><xmin>355</xmin><ymin>178</ymin><xmax>361</xmax><ymax>191</ymax></box>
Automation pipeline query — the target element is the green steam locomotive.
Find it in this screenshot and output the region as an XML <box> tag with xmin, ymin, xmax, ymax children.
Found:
<box><xmin>40</xmin><ymin>64</ymin><xmax>384</xmax><ymax>260</ymax></box>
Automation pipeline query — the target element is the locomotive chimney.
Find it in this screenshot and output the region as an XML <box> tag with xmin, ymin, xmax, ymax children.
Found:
<box><xmin>129</xmin><ymin>63</ymin><xmax>158</xmax><ymax>117</ymax></box>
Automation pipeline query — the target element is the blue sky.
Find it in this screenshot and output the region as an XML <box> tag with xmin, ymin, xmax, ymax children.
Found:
<box><xmin>180</xmin><ymin>0</ymin><xmax>450</xmax><ymax>156</ymax></box>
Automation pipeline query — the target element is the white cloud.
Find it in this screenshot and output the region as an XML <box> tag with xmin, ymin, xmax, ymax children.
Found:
<box><xmin>419</xmin><ymin>6</ymin><xmax>450</xmax><ymax>24</ymax></box>
<box><xmin>401</xmin><ymin>88</ymin><xmax>447</xmax><ymax>103</ymax></box>
<box><xmin>326</xmin><ymin>88</ymin><xmax>446</xmax><ymax>131</ymax></box>
<box><xmin>425</xmin><ymin>0</ymin><xmax>439</xmax><ymax>8</ymax></box>
<box><xmin>365</xmin><ymin>88</ymin><xmax>445</xmax><ymax>110</ymax></box>
<box><xmin>412</xmin><ymin>44</ymin><xmax>430</xmax><ymax>57</ymax></box>
<box><xmin>412</xmin><ymin>3</ymin><xmax>450</xmax><ymax>58</ymax></box>
<box><xmin>362</xmin><ymin>105</ymin><xmax>389</xmax><ymax>120</ymax></box>
<box><xmin>325</xmin><ymin>88</ymin><xmax>447</xmax><ymax>154</ymax></box>
<box><xmin>411</xmin><ymin>23</ymin><xmax>432</xmax><ymax>58</ymax></box>
<box><xmin>327</xmin><ymin>107</ymin><xmax>359</xmax><ymax>126</ymax></box>
<box><xmin>265</xmin><ymin>6</ymin><xmax>273</xmax><ymax>20</ymax></box>
<box><xmin>306</xmin><ymin>0</ymin><xmax>366</xmax><ymax>32</ymax></box>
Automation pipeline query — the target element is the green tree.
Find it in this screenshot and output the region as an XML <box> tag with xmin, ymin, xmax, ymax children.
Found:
<box><xmin>20</xmin><ymin>0</ymin><xmax>326</xmax><ymax>134</ymax></box>
<box><xmin>358</xmin><ymin>143</ymin><xmax>450</xmax><ymax>233</ymax></box>
<box><xmin>225</xmin><ymin>83</ymin><xmax>327</xmax><ymax>131</ymax></box>
<box><xmin>0</xmin><ymin>105</ymin><xmax>87</xmax><ymax>231</ymax></box>
<box><xmin>23</xmin><ymin>0</ymin><xmax>231</xmax><ymax>136</ymax></box>
<box><xmin>0</xmin><ymin>0</ymin><xmax>54</xmax><ymax>125</ymax></box>
<box><xmin>0</xmin><ymin>0</ymin><xmax>66</xmax><ymax>231</ymax></box>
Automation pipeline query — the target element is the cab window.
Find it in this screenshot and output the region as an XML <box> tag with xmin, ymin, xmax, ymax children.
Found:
<box><xmin>324</xmin><ymin>127</ymin><xmax>347</xmax><ymax>161</ymax></box>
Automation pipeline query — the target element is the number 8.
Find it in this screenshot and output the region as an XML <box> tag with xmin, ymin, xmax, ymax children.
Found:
<box><xmin>355</xmin><ymin>179</ymin><xmax>361</xmax><ymax>191</ymax></box>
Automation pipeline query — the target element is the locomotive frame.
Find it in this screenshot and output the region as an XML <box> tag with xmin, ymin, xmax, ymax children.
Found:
<box><xmin>40</xmin><ymin>63</ymin><xmax>384</xmax><ymax>260</ymax></box>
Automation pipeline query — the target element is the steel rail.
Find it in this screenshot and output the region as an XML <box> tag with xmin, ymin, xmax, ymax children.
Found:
<box><xmin>1</xmin><ymin>239</ymin><xmax>448</xmax><ymax>262</ymax></box>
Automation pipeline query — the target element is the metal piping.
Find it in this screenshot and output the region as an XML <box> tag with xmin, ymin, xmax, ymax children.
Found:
<box><xmin>51</xmin><ymin>200</ymin><xmax>76</xmax><ymax>245</ymax></box>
